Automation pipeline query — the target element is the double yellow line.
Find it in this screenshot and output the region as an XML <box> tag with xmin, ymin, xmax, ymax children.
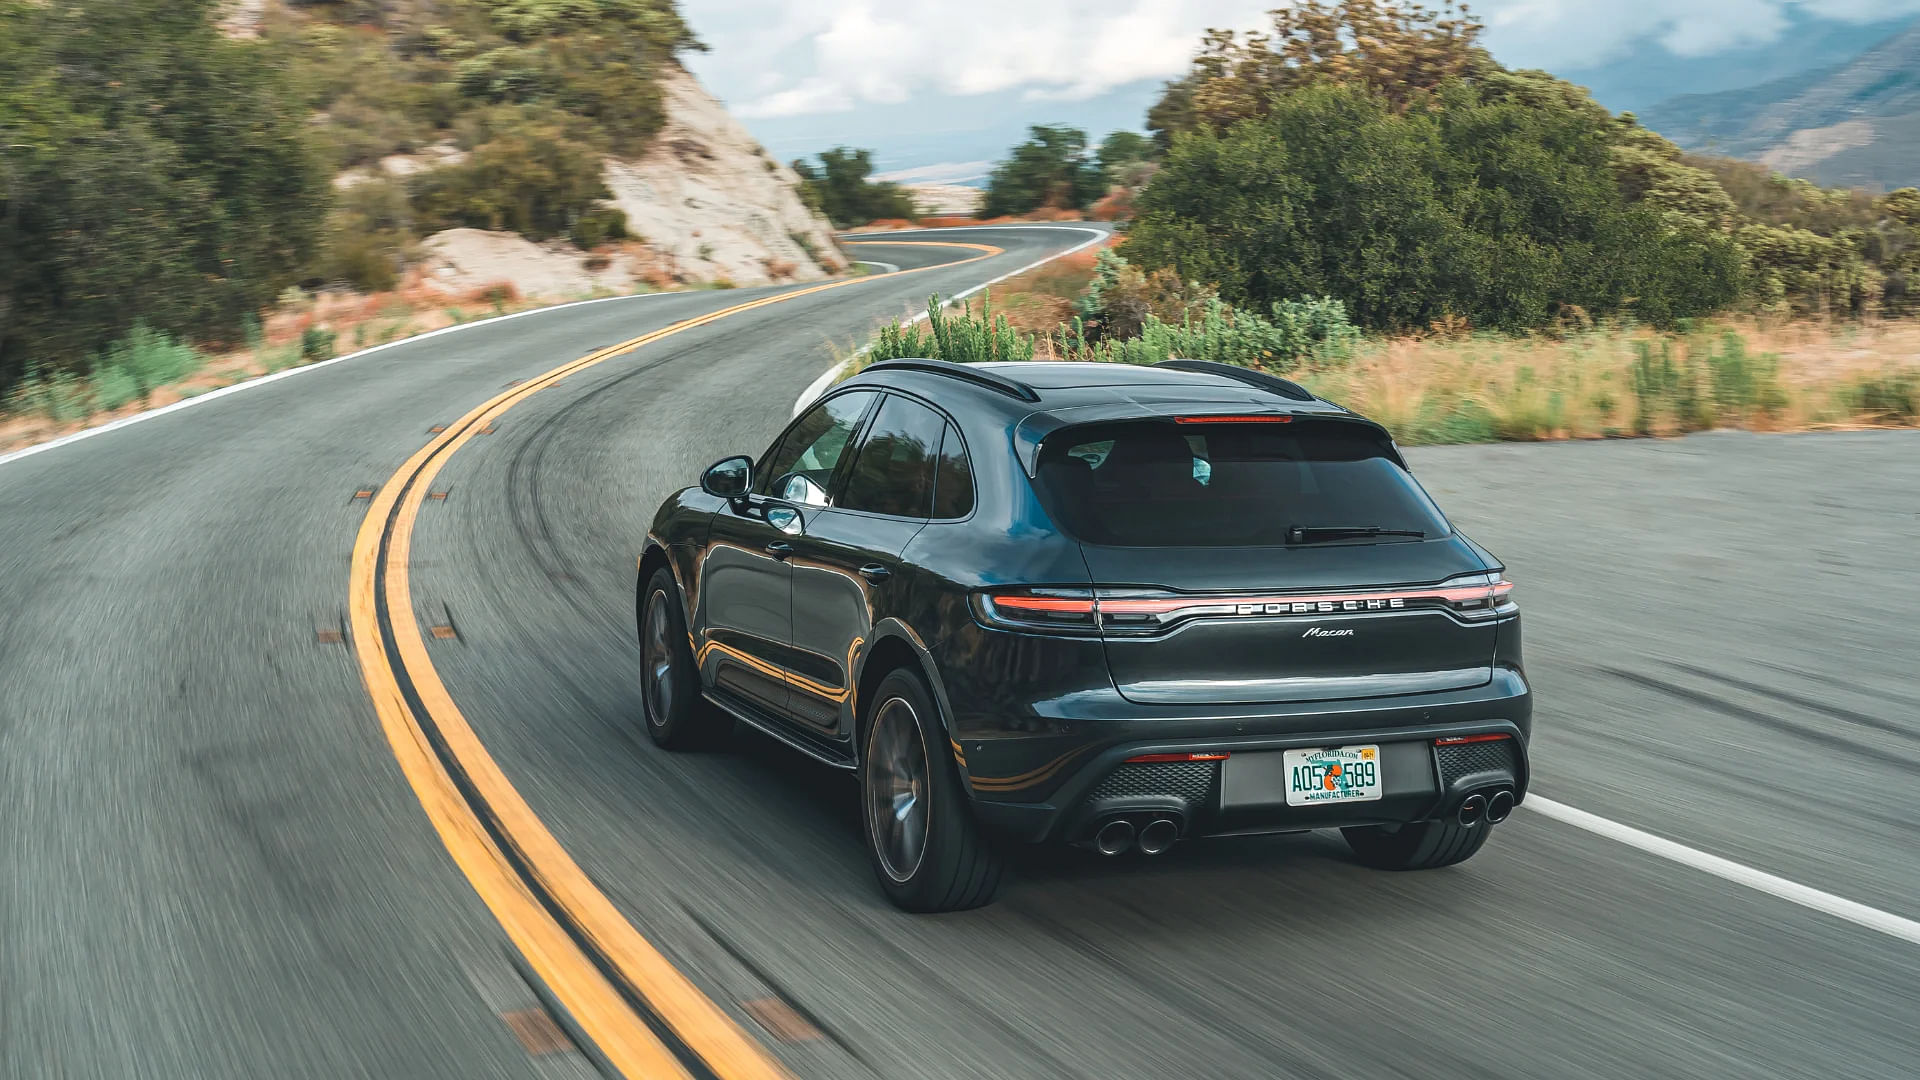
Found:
<box><xmin>347</xmin><ymin>242</ymin><xmax>998</xmax><ymax>1077</ymax></box>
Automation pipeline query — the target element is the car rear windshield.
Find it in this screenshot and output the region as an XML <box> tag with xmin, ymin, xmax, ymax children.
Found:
<box><xmin>1032</xmin><ymin>419</ymin><xmax>1451</xmax><ymax>547</ymax></box>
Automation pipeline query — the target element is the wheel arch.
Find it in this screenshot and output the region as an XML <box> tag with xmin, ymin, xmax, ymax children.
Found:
<box><xmin>636</xmin><ymin>537</ymin><xmax>693</xmax><ymax>630</ymax></box>
<box><xmin>852</xmin><ymin>620</ymin><xmax>960</xmax><ymax>771</ymax></box>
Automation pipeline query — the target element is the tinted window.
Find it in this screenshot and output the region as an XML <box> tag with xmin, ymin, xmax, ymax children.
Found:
<box><xmin>931</xmin><ymin>423</ymin><xmax>975</xmax><ymax>519</ymax></box>
<box><xmin>837</xmin><ymin>395</ymin><xmax>944</xmax><ymax>518</ymax></box>
<box><xmin>758</xmin><ymin>391</ymin><xmax>874</xmax><ymax>505</ymax></box>
<box><xmin>1033</xmin><ymin>419</ymin><xmax>1450</xmax><ymax>547</ymax></box>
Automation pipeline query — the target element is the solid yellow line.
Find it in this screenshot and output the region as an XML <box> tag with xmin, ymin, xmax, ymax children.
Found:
<box><xmin>349</xmin><ymin>245</ymin><xmax>1000</xmax><ymax>1079</ymax></box>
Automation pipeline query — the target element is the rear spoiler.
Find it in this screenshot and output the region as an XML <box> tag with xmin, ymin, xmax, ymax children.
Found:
<box><xmin>1013</xmin><ymin>405</ymin><xmax>1406</xmax><ymax>476</ymax></box>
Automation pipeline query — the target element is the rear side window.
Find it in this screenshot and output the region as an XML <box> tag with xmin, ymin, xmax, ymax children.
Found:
<box><xmin>838</xmin><ymin>395</ymin><xmax>945</xmax><ymax>518</ymax></box>
<box><xmin>931</xmin><ymin>423</ymin><xmax>974</xmax><ymax>519</ymax></box>
<box><xmin>1033</xmin><ymin>419</ymin><xmax>1450</xmax><ymax>547</ymax></box>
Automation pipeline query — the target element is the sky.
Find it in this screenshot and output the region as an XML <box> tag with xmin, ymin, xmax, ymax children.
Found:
<box><xmin>680</xmin><ymin>0</ymin><xmax>1920</xmax><ymax>180</ymax></box>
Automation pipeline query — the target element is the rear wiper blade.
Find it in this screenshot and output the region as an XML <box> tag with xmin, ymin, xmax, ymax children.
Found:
<box><xmin>1286</xmin><ymin>525</ymin><xmax>1426</xmax><ymax>544</ymax></box>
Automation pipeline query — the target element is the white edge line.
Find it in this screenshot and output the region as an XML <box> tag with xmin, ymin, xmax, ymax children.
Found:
<box><xmin>850</xmin><ymin>260</ymin><xmax>902</xmax><ymax>274</ymax></box>
<box><xmin>792</xmin><ymin>225</ymin><xmax>1110</xmax><ymax>416</ymax></box>
<box><xmin>0</xmin><ymin>289</ymin><xmax>695</xmax><ymax>470</ymax></box>
<box><xmin>1527</xmin><ymin>795</ymin><xmax>1920</xmax><ymax>946</ymax></box>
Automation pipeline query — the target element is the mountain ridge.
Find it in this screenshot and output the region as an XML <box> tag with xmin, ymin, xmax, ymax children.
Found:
<box><xmin>1637</xmin><ymin>20</ymin><xmax>1920</xmax><ymax>190</ymax></box>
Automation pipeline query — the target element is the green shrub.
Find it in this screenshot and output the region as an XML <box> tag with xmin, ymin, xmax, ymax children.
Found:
<box><xmin>316</xmin><ymin>179</ymin><xmax>414</xmax><ymax>291</ymax></box>
<box><xmin>870</xmin><ymin>296</ymin><xmax>1036</xmax><ymax>365</ymax></box>
<box><xmin>1701</xmin><ymin>330</ymin><xmax>1788</xmax><ymax>419</ymax></box>
<box><xmin>569</xmin><ymin>207</ymin><xmax>628</xmax><ymax>249</ymax></box>
<box><xmin>98</xmin><ymin>324</ymin><xmax>205</xmax><ymax>397</ymax></box>
<box><xmin>1064</xmin><ymin>296</ymin><xmax>1360</xmax><ymax>371</ymax></box>
<box><xmin>90</xmin><ymin>364</ymin><xmax>143</xmax><ymax>411</ymax></box>
<box><xmin>13</xmin><ymin>367</ymin><xmax>92</xmax><ymax>422</ymax></box>
<box><xmin>411</xmin><ymin>106</ymin><xmax>612</xmax><ymax>240</ymax></box>
<box><xmin>1851</xmin><ymin>371</ymin><xmax>1918</xmax><ymax>419</ymax></box>
<box><xmin>302</xmin><ymin>328</ymin><xmax>338</xmax><ymax>363</ymax></box>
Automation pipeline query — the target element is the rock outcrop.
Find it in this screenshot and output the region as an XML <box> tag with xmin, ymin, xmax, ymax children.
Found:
<box><xmin>601</xmin><ymin>66</ymin><xmax>843</xmax><ymax>286</ymax></box>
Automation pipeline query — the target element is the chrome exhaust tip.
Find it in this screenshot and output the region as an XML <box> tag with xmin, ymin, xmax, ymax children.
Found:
<box><xmin>1136</xmin><ymin>818</ymin><xmax>1179</xmax><ymax>856</ymax></box>
<box><xmin>1457</xmin><ymin>794</ymin><xmax>1487</xmax><ymax>828</ymax></box>
<box><xmin>1485</xmin><ymin>789</ymin><xmax>1515</xmax><ymax>824</ymax></box>
<box><xmin>1094</xmin><ymin>819</ymin><xmax>1136</xmax><ymax>856</ymax></box>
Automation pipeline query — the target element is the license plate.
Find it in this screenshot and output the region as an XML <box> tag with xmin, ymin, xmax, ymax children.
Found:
<box><xmin>1283</xmin><ymin>745</ymin><xmax>1383</xmax><ymax>806</ymax></box>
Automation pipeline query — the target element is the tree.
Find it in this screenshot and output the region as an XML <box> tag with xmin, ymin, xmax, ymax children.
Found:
<box><xmin>792</xmin><ymin>148</ymin><xmax>916</xmax><ymax>228</ymax></box>
<box><xmin>0</xmin><ymin>0</ymin><xmax>325</xmax><ymax>396</ymax></box>
<box><xmin>1097</xmin><ymin>131</ymin><xmax>1153</xmax><ymax>175</ymax></box>
<box><xmin>1147</xmin><ymin>0</ymin><xmax>1487</xmax><ymax>148</ymax></box>
<box><xmin>1125</xmin><ymin>81</ymin><xmax>1743</xmax><ymax>333</ymax></box>
<box><xmin>980</xmin><ymin>125</ymin><xmax>1105</xmax><ymax>218</ymax></box>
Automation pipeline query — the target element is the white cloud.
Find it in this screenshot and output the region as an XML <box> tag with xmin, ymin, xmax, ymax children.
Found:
<box><xmin>1473</xmin><ymin>0</ymin><xmax>1920</xmax><ymax>70</ymax></box>
<box><xmin>687</xmin><ymin>0</ymin><xmax>1272</xmax><ymax>119</ymax></box>
<box><xmin>684</xmin><ymin>0</ymin><xmax>1920</xmax><ymax>121</ymax></box>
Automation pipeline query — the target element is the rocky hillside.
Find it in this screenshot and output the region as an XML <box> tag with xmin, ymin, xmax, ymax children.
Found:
<box><xmin>249</xmin><ymin>0</ymin><xmax>841</xmax><ymax>296</ymax></box>
<box><xmin>1639</xmin><ymin>20</ymin><xmax>1920</xmax><ymax>190</ymax></box>
<box><xmin>603</xmin><ymin>67</ymin><xmax>841</xmax><ymax>286</ymax></box>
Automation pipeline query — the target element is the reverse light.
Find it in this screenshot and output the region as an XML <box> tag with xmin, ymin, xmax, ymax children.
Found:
<box><xmin>1125</xmin><ymin>752</ymin><xmax>1231</xmax><ymax>763</ymax></box>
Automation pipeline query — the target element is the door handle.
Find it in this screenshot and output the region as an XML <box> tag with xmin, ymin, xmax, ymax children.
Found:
<box><xmin>859</xmin><ymin>564</ymin><xmax>891</xmax><ymax>583</ymax></box>
<box><xmin>766</xmin><ymin>541</ymin><xmax>795</xmax><ymax>560</ymax></box>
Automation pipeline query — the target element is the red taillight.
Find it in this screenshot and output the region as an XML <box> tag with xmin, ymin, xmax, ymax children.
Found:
<box><xmin>1126</xmin><ymin>752</ymin><xmax>1231</xmax><ymax>763</ymax></box>
<box><xmin>985</xmin><ymin>595</ymin><xmax>1097</xmax><ymax>614</ymax></box>
<box><xmin>1173</xmin><ymin>414</ymin><xmax>1292</xmax><ymax>424</ymax></box>
<box><xmin>977</xmin><ymin>576</ymin><xmax>1514</xmax><ymax>635</ymax></box>
<box><xmin>1434</xmin><ymin>733</ymin><xmax>1511</xmax><ymax>746</ymax></box>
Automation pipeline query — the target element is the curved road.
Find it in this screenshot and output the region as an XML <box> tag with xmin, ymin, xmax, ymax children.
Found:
<box><xmin>4</xmin><ymin>226</ymin><xmax>1917</xmax><ymax>1079</ymax></box>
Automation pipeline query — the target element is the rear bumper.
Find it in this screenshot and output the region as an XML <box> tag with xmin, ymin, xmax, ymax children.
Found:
<box><xmin>959</xmin><ymin>667</ymin><xmax>1531</xmax><ymax>844</ymax></box>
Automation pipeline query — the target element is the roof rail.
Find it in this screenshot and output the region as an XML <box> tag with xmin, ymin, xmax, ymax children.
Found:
<box><xmin>1153</xmin><ymin>358</ymin><xmax>1317</xmax><ymax>402</ymax></box>
<box><xmin>861</xmin><ymin>358</ymin><xmax>1041</xmax><ymax>403</ymax></box>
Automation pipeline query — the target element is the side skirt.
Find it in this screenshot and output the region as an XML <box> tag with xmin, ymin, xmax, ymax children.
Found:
<box><xmin>705</xmin><ymin>688</ymin><xmax>857</xmax><ymax>770</ymax></box>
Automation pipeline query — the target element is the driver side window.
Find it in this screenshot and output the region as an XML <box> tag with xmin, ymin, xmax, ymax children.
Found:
<box><xmin>756</xmin><ymin>391</ymin><xmax>875</xmax><ymax>506</ymax></box>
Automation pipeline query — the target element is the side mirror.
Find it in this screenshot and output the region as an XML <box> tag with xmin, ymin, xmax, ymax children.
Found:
<box><xmin>701</xmin><ymin>455</ymin><xmax>753</xmax><ymax>499</ymax></box>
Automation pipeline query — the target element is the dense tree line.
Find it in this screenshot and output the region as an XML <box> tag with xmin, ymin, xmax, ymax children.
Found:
<box><xmin>0</xmin><ymin>0</ymin><xmax>705</xmax><ymax>398</ymax></box>
<box><xmin>1128</xmin><ymin>0</ymin><xmax>1920</xmax><ymax>331</ymax></box>
<box><xmin>0</xmin><ymin>0</ymin><xmax>324</xmax><ymax>396</ymax></box>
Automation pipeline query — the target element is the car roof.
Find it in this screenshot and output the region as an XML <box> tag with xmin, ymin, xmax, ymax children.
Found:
<box><xmin>839</xmin><ymin>359</ymin><xmax>1394</xmax><ymax>475</ymax></box>
<box><xmin>845</xmin><ymin>360</ymin><xmax>1347</xmax><ymax>415</ymax></box>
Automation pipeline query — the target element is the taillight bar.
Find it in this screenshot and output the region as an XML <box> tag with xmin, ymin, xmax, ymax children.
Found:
<box><xmin>1126</xmin><ymin>752</ymin><xmax>1231</xmax><ymax>763</ymax></box>
<box><xmin>974</xmin><ymin>574</ymin><xmax>1514</xmax><ymax>635</ymax></box>
<box><xmin>1435</xmin><ymin>733</ymin><xmax>1512</xmax><ymax>746</ymax></box>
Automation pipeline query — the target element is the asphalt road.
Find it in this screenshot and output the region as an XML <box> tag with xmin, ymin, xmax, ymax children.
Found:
<box><xmin>4</xmin><ymin>225</ymin><xmax>1917</xmax><ymax>1080</ymax></box>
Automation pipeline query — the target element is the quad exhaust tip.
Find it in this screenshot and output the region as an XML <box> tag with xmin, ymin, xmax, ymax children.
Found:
<box><xmin>1485</xmin><ymin>789</ymin><xmax>1515</xmax><ymax>824</ymax></box>
<box><xmin>1457</xmin><ymin>794</ymin><xmax>1487</xmax><ymax>828</ymax></box>
<box><xmin>1136</xmin><ymin>818</ymin><xmax>1179</xmax><ymax>856</ymax></box>
<box><xmin>1094</xmin><ymin>819</ymin><xmax>1136</xmax><ymax>856</ymax></box>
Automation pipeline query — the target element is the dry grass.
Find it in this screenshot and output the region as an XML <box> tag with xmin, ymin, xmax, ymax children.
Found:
<box><xmin>0</xmin><ymin>276</ymin><xmax>559</xmax><ymax>455</ymax></box>
<box><xmin>985</xmin><ymin>246</ymin><xmax>1105</xmax><ymax>333</ymax></box>
<box><xmin>1299</xmin><ymin>319</ymin><xmax>1920</xmax><ymax>444</ymax></box>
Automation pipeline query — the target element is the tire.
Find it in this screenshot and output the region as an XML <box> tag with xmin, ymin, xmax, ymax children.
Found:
<box><xmin>1342</xmin><ymin>817</ymin><xmax>1492</xmax><ymax>871</ymax></box>
<box><xmin>860</xmin><ymin>668</ymin><xmax>1004</xmax><ymax>912</ymax></box>
<box><xmin>638</xmin><ymin>568</ymin><xmax>732</xmax><ymax>750</ymax></box>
